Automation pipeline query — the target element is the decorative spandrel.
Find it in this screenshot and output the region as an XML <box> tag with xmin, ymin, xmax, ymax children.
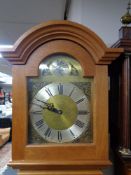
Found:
<box><xmin>27</xmin><ymin>54</ymin><xmax>93</xmax><ymax>144</ymax></box>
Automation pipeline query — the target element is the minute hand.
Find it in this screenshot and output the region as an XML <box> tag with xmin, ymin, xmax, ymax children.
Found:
<box><xmin>35</xmin><ymin>98</ymin><xmax>62</xmax><ymax>114</ymax></box>
<box><xmin>35</xmin><ymin>98</ymin><xmax>54</xmax><ymax>108</ymax></box>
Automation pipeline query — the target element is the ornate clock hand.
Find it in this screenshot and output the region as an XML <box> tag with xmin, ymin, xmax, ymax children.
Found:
<box><xmin>33</xmin><ymin>99</ymin><xmax>62</xmax><ymax>114</ymax></box>
<box><xmin>32</xmin><ymin>102</ymin><xmax>53</xmax><ymax>110</ymax></box>
<box><xmin>49</xmin><ymin>107</ymin><xmax>62</xmax><ymax>114</ymax></box>
<box><xmin>35</xmin><ymin>98</ymin><xmax>54</xmax><ymax>108</ymax></box>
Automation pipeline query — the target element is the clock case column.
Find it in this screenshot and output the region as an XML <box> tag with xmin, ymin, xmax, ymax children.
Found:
<box><xmin>109</xmin><ymin>26</ymin><xmax>131</xmax><ymax>175</ymax></box>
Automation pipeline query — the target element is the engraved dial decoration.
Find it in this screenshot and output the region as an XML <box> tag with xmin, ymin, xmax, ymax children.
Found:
<box><xmin>30</xmin><ymin>83</ymin><xmax>90</xmax><ymax>143</ymax></box>
<box><xmin>49</xmin><ymin>60</ymin><xmax>71</xmax><ymax>75</ymax></box>
<box><xmin>39</xmin><ymin>54</ymin><xmax>81</xmax><ymax>77</ymax></box>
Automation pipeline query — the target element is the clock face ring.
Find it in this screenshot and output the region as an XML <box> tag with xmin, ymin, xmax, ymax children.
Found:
<box><xmin>30</xmin><ymin>83</ymin><xmax>90</xmax><ymax>143</ymax></box>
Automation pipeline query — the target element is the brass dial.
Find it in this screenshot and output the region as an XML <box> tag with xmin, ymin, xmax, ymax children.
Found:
<box><xmin>30</xmin><ymin>83</ymin><xmax>90</xmax><ymax>143</ymax></box>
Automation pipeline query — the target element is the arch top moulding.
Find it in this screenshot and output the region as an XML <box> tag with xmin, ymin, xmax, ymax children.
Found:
<box><xmin>0</xmin><ymin>20</ymin><xmax>123</xmax><ymax>65</ymax></box>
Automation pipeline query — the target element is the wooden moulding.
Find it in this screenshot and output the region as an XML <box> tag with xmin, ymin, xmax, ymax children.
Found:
<box><xmin>0</xmin><ymin>20</ymin><xmax>123</xmax><ymax>65</ymax></box>
<box><xmin>18</xmin><ymin>170</ymin><xmax>104</xmax><ymax>175</ymax></box>
<box><xmin>8</xmin><ymin>159</ymin><xmax>112</xmax><ymax>170</ymax></box>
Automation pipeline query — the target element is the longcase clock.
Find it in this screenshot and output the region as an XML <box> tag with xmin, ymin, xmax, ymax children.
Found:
<box><xmin>110</xmin><ymin>26</ymin><xmax>131</xmax><ymax>175</ymax></box>
<box><xmin>0</xmin><ymin>21</ymin><xmax>123</xmax><ymax>175</ymax></box>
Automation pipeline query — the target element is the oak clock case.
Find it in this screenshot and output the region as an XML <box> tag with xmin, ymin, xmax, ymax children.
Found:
<box><xmin>0</xmin><ymin>21</ymin><xmax>123</xmax><ymax>175</ymax></box>
<box><xmin>28</xmin><ymin>54</ymin><xmax>93</xmax><ymax>144</ymax></box>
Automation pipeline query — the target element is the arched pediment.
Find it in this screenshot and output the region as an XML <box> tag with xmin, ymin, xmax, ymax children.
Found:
<box><xmin>0</xmin><ymin>20</ymin><xmax>123</xmax><ymax>65</ymax></box>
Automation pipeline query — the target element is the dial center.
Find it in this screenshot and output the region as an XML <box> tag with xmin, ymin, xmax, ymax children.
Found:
<box><xmin>43</xmin><ymin>95</ymin><xmax>78</xmax><ymax>130</ymax></box>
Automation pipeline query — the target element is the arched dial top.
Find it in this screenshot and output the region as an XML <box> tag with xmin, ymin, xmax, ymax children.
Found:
<box><xmin>39</xmin><ymin>54</ymin><xmax>83</xmax><ymax>77</ymax></box>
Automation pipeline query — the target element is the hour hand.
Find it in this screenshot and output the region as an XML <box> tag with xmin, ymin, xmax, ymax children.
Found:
<box><xmin>48</xmin><ymin>107</ymin><xmax>62</xmax><ymax>114</ymax></box>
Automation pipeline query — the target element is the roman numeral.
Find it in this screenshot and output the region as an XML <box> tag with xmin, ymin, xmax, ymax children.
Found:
<box><xmin>69</xmin><ymin>129</ymin><xmax>75</xmax><ymax>138</ymax></box>
<box><xmin>75</xmin><ymin>97</ymin><xmax>85</xmax><ymax>104</ymax></box>
<box><xmin>45</xmin><ymin>88</ymin><xmax>53</xmax><ymax>96</ymax></box>
<box><xmin>75</xmin><ymin>120</ymin><xmax>85</xmax><ymax>128</ymax></box>
<box><xmin>58</xmin><ymin>83</ymin><xmax>63</xmax><ymax>94</ymax></box>
<box><xmin>78</xmin><ymin>110</ymin><xmax>89</xmax><ymax>115</ymax></box>
<box><xmin>45</xmin><ymin>128</ymin><xmax>52</xmax><ymax>137</ymax></box>
<box><xmin>35</xmin><ymin>119</ymin><xmax>44</xmax><ymax>129</ymax></box>
<box><xmin>58</xmin><ymin>131</ymin><xmax>62</xmax><ymax>141</ymax></box>
<box><xmin>68</xmin><ymin>87</ymin><xmax>75</xmax><ymax>97</ymax></box>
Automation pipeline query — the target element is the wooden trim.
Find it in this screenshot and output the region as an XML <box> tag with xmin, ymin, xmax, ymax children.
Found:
<box><xmin>18</xmin><ymin>170</ymin><xmax>104</xmax><ymax>175</ymax></box>
<box><xmin>9</xmin><ymin>160</ymin><xmax>111</xmax><ymax>170</ymax></box>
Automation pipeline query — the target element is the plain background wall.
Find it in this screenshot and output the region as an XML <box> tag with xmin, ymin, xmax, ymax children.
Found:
<box><xmin>68</xmin><ymin>0</ymin><xmax>128</xmax><ymax>46</ymax></box>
